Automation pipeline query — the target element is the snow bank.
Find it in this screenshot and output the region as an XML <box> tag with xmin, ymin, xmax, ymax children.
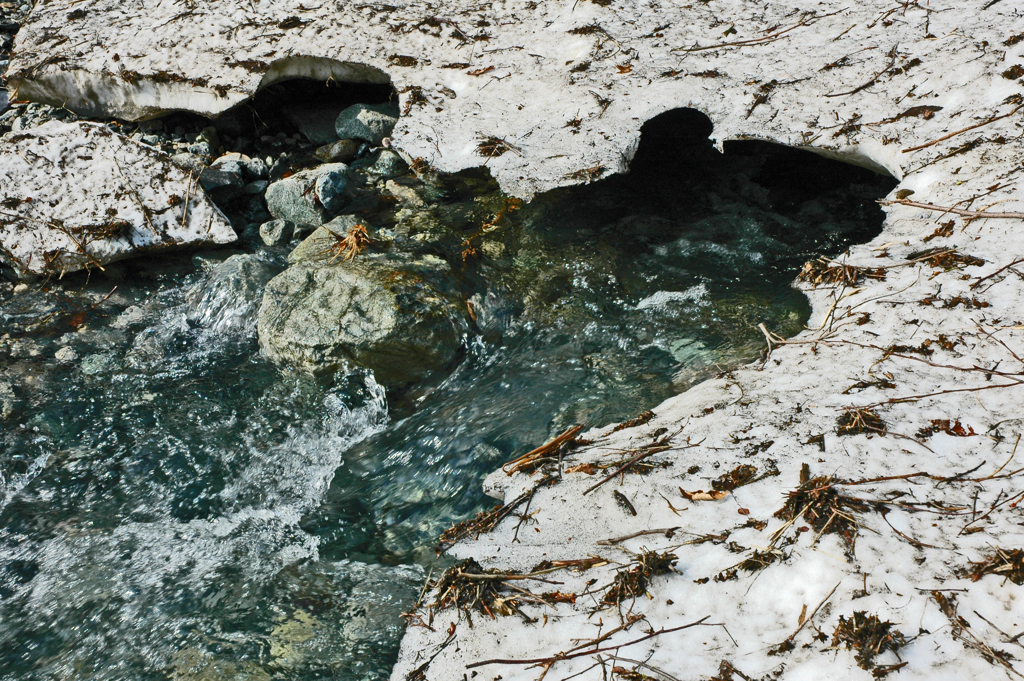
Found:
<box><xmin>0</xmin><ymin>121</ymin><xmax>234</xmax><ymax>278</ymax></box>
<box><xmin>5</xmin><ymin>0</ymin><xmax>1018</xmax><ymax>198</ymax></box>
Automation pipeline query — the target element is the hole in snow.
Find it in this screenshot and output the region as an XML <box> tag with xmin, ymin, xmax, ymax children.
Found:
<box><xmin>210</xmin><ymin>75</ymin><xmax>397</xmax><ymax>145</ymax></box>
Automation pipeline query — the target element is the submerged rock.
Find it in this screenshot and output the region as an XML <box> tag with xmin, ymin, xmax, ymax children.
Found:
<box><xmin>362</xmin><ymin>149</ymin><xmax>408</xmax><ymax>180</ymax></box>
<box><xmin>334</xmin><ymin>102</ymin><xmax>399</xmax><ymax>146</ymax></box>
<box><xmin>187</xmin><ymin>253</ymin><xmax>280</xmax><ymax>338</ymax></box>
<box><xmin>314</xmin><ymin>139</ymin><xmax>359</xmax><ymax>164</ymax></box>
<box><xmin>0</xmin><ymin>121</ymin><xmax>234</xmax><ymax>279</ymax></box>
<box><xmin>264</xmin><ymin>163</ymin><xmax>351</xmax><ymax>228</ymax></box>
<box><xmin>258</xmin><ymin>253</ymin><xmax>467</xmax><ymax>388</ymax></box>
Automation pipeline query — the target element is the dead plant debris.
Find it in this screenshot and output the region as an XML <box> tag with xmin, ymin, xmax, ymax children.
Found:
<box><xmin>680</xmin><ymin>488</ymin><xmax>729</xmax><ymax>501</ymax></box>
<box><xmin>602</xmin><ymin>550</ymin><xmax>677</xmax><ymax>606</ymax></box>
<box><xmin>966</xmin><ymin>548</ymin><xmax>1024</xmax><ymax>585</ymax></box>
<box><xmin>916</xmin><ymin>419</ymin><xmax>977</xmax><ymax>440</ymax></box>
<box><xmin>708</xmin><ymin>660</ymin><xmax>779</xmax><ymax>681</ymax></box>
<box><xmin>907</xmin><ymin>247</ymin><xmax>986</xmax><ymax>270</ymax></box>
<box><xmin>798</xmin><ymin>257</ymin><xmax>886</xmax><ymax>287</ymax></box>
<box><xmin>325</xmin><ymin>223</ymin><xmax>371</xmax><ymax>263</ymax></box>
<box><xmin>922</xmin><ymin>220</ymin><xmax>955</xmax><ymax>242</ymax></box>
<box><xmin>775</xmin><ymin>464</ymin><xmax>869</xmax><ymax>551</ymax></box>
<box><xmin>425</xmin><ymin>558</ymin><xmax>542</xmax><ymax>622</ymax></box>
<box><xmin>832</xmin><ymin>612</ymin><xmax>906</xmax><ymax>670</ymax></box>
<box><xmin>611</xmin><ymin>410</ymin><xmax>655</xmax><ymax>433</ymax></box>
<box><xmin>714</xmin><ymin>548</ymin><xmax>785</xmax><ymax>582</ymax></box>
<box><xmin>437</xmin><ymin>475</ymin><xmax>556</xmax><ymax>553</ymax></box>
<box><xmin>837</xmin><ymin>407</ymin><xmax>887</xmax><ymax>436</ymax></box>
<box><xmin>476</xmin><ymin>135</ymin><xmax>522</xmax><ymax>159</ymax></box>
<box><xmin>713</xmin><ymin>464</ymin><xmax>759</xmax><ymax>491</ymax></box>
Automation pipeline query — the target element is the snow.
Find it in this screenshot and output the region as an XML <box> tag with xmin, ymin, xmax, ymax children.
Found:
<box><xmin>6</xmin><ymin>0</ymin><xmax>1024</xmax><ymax>679</ymax></box>
<box><xmin>0</xmin><ymin>121</ymin><xmax>235</xmax><ymax>278</ymax></box>
<box><xmin>5</xmin><ymin>0</ymin><xmax>1020</xmax><ymax>198</ymax></box>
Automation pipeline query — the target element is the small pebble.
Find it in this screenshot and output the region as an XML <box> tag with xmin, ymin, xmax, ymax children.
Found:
<box><xmin>55</xmin><ymin>346</ymin><xmax>78</xmax><ymax>364</ymax></box>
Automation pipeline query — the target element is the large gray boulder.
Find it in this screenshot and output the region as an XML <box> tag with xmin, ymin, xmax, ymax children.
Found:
<box><xmin>264</xmin><ymin>163</ymin><xmax>351</xmax><ymax>229</ymax></box>
<box><xmin>334</xmin><ymin>103</ymin><xmax>398</xmax><ymax>146</ymax></box>
<box><xmin>257</xmin><ymin>254</ymin><xmax>467</xmax><ymax>388</ymax></box>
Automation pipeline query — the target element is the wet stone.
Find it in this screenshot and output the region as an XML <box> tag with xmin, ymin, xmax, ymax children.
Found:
<box><xmin>334</xmin><ymin>102</ymin><xmax>399</xmax><ymax>146</ymax></box>
<box><xmin>363</xmin><ymin>149</ymin><xmax>408</xmax><ymax>180</ymax></box>
<box><xmin>186</xmin><ymin>253</ymin><xmax>280</xmax><ymax>338</ymax></box>
<box><xmin>259</xmin><ymin>219</ymin><xmax>293</xmax><ymax>246</ymax></box>
<box><xmin>265</xmin><ymin>163</ymin><xmax>352</xmax><ymax>228</ymax></box>
<box><xmin>257</xmin><ymin>253</ymin><xmax>468</xmax><ymax>388</ymax></box>
<box><xmin>314</xmin><ymin>139</ymin><xmax>359</xmax><ymax>164</ymax></box>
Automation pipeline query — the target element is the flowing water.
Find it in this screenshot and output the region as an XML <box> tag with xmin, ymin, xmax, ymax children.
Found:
<box><xmin>0</xmin><ymin>110</ymin><xmax>896</xmax><ymax>679</ymax></box>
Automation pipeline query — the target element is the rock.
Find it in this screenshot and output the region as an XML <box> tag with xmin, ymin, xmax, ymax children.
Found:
<box><xmin>0</xmin><ymin>121</ymin><xmax>234</xmax><ymax>278</ymax></box>
<box><xmin>362</xmin><ymin>149</ymin><xmax>408</xmax><ymax>179</ymax></box>
<box><xmin>264</xmin><ymin>163</ymin><xmax>351</xmax><ymax>229</ymax></box>
<box><xmin>243</xmin><ymin>156</ymin><xmax>268</xmax><ymax>180</ymax></box>
<box><xmin>187</xmin><ymin>253</ymin><xmax>279</xmax><ymax>337</ymax></box>
<box><xmin>259</xmin><ymin>219</ymin><xmax>292</xmax><ymax>246</ymax></box>
<box><xmin>334</xmin><ymin>102</ymin><xmax>399</xmax><ymax>146</ymax></box>
<box><xmin>54</xmin><ymin>346</ymin><xmax>77</xmax><ymax>363</ymax></box>
<box><xmin>80</xmin><ymin>353</ymin><xmax>114</xmax><ymax>375</ymax></box>
<box><xmin>187</xmin><ymin>141</ymin><xmax>213</xmax><ymax>157</ymax></box>
<box><xmin>198</xmin><ymin>165</ymin><xmax>245</xmax><ymax>203</ymax></box>
<box><xmin>0</xmin><ymin>89</ymin><xmax>9</xmax><ymax>117</ymax></box>
<box><xmin>314</xmin><ymin>170</ymin><xmax>348</xmax><ymax>212</ymax></box>
<box><xmin>286</xmin><ymin>215</ymin><xmax>362</xmax><ymax>264</ymax></box>
<box><xmin>169</xmin><ymin>152</ymin><xmax>208</xmax><ymax>175</ymax></box>
<box><xmin>314</xmin><ymin>139</ymin><xmax>359</xmax><ymax>164</ymax></box>
<box><xmin>0</xmin><ymin>380</ymin><xmax>15</xmax><ymax>419</ymax></box>
<box><xmin>210</xmin><ymin>157</ymin><xmax>244</xmax><ymax>176</ymax></box>
<box><xmin>245</xmin><ymin>180</ymin><xmax>268</xmax><ymax>194</ymax></box>
<box><xmin>281</xmin><ymin>104</ymin><xmax>344</xmax><ymax>145</ymax></box>
<box><xmin>137</xmin><ymin>119</ymin><xmax>163</xmax><ymax>132</ymax></box>
<box><xmin>257</xmin><ymin>254</ymin><xmax>467</xmax><ymax>388</ymax></box>
<box><xmin>385</xmin><ymin>180</ymin><xmax>425</xmax><ymax>208</ymax></box>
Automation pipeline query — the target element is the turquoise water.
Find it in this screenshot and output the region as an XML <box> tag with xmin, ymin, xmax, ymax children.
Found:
<box><xmin>0</xmin><ymin>112</ymin><xmax>896</xmax><ymax>680</ymax></box>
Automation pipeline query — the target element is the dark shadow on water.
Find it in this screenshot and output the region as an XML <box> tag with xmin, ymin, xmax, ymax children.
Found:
<box><xmin>308</xmin><ymin>108</ymin><xmax>899</xmax><ymax>565</ymax></box>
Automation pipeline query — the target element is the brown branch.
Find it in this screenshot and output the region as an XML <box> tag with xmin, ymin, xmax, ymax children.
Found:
<box><xmin>823</xmin><ymin>46</ymin><xmax>898</xmax><ymax>98</ymax></box>
<box><xmin>582</xmin><ymin>444</ymin><xmax>671</xmax><ymax>496</ymax></box>
<box><xmin>878</xmin><ymin>198</ymin><xmax>1024</xmax><ymax>220</ymax></box>
<box><xmin>672</xmin><ymin>9</ymin><xmax>843</xmax><ymax>53</ymax></box>
<box><xmin>971</xmin><ymin>258</ymin><xmax>1024</xmax><ymax>290</ymax></box>
<box><xmin>902</xmin><ymin>103</ymin><xmax>1024</xmax><ymax>153</ymax></box>
<box><xmin>597</xmin><ymin>527</ymin><xmax>680</xmax><ymax>546</ymax></box>
<box><xmin>466</xmin><ymin>616</ymin><xmax>710</xmax><ymax>669</ymax></box>
<box><xmin>503</xmin><ymin>425</ymin><xmax>583</xmax><ymax>475</ymax></box>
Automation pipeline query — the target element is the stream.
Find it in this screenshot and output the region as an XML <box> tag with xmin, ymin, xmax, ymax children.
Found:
<box><xmin>0</xmin><ymin>109</ymin><xmax>896</xmax><ymax>680</ymax></box>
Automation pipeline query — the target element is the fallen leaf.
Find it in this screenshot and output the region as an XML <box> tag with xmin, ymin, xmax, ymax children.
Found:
<box><xmin>679</xmin><ymin>487</ymin><xmax>729</xmax><ymax>501</ymax></box>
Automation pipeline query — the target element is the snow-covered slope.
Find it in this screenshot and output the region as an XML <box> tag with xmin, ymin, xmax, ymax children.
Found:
<box><xmin>6</xmin><ymin>0</ymin><xmax>1019</xmax><ymax>197</ymax></box>
<box><xmin>0</xmin><ymin>121</ymin><xmax>235</xmax><ymax>278</ymax></box>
